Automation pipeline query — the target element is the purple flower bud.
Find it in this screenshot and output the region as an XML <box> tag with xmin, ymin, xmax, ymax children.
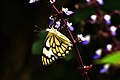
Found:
<box><xmin>96</xmin><ymin>0</ymin><xmax>104</xmax><ymax>5</ymax></box>
<box><xmin>100</xmin><ymin>68</ymin><xmax>107</xmax><ymax>73</ymax></box>
<box><xmin>69</xmin><ymin>26</ymin><xmax>74</xmax><ymax>31</ymax></box>
<box><xmin>93</xmin><ymin>49</ymin><xmax>102</xmax><ymax>59</ymax></box>
<box><xmin>100</xmin><ymin>64</ymin><xmax>110</xmax><ymax>74</ymax></box>
<box><xmin>49</xmin><ymin>16</ymin><xmax>54</xmax><ymax>26</ymax></box>
<box><xmin>106</xmin><ymin>20</ymin><xmax>111</xmax><ymax>25</ymax></box>
<box><xmin>50</xmin><ymin>0</ymin><xmax>56</xmax><ymax>4</ymax></box>
<box><xmin>93</xmin><ymin>54</ymin><xmax>101</xmax><ymax>59</ymax></box>
<box><xmin>109</xmin><ymin>26</ymin><xmax>117</xmax><ymax>36</ymax></box>
<box><xmin>91</xmin><ymin>14</ymin><xmax>97</xmax><ymax>21</ymax></box>
<box><xmin>55</xmin><ymin>21</ymin><xmax>60</xmax><ymax>28</ymax></box>
<box><xmin>104</xmin><ymin>14</ymin><xmax>111</xmax><ymax>25</ymax></box>
<box><xmin>65</xmin><ymin>11</ymin><xmax>74</xmax><ymax>15</ymax></box>
<box><xmin>49</xmin><ymin>20</ymin><xmax>54</xmax><ymax>26</ymax></box>
<box><xmin>77</xmin><ymin>34</ymin><xmax>90</xmax><ymax>45</ymax></box>
<box><xmin>62</xmin><ymin>7</ymin><xmax>74</xmax><ymax>15</ymax></box>
<box><xmin>67</xmin><ymin>22</ymin><xmax>74</xmax><ymax>31</ymax></box>
<box><xmin>29</xmin><ymin>0</ymin><xmax>38</xmax><ymax>3</ymax></box>
<box><xmin>82</xmin><ymin>40</ymin><xmax>89</xmax><ymax>45</ymax></box>
<box><xmin>106</xmin><ymin>44</ymin><xmax>112</xmax><ymax>51</ymax></box>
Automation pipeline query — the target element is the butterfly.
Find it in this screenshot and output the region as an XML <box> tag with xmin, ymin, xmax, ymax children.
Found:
<box><xmin>42</xmin><ymin>27</ymin><xmax>73</xmax><ymax>65</ymax></box>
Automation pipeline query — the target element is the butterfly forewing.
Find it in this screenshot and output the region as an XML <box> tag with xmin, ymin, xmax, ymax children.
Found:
<box><xmin>42</xmin><ymin>28</ymin><xmax>73</xmax><ymax>65</ymax></box>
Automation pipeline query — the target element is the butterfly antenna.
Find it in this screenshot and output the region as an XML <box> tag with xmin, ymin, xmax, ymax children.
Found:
<box><xmin>49</xmin><ymin>24</ymin><xmax>54</xmax><ymax>29</ymax></box>
<box><xmin>34</xmin><ymin>25</ymin><xmax>43</xmax><ymax>32</ymax></box>
<box><xmin>34</xmin><ymin>30</ymin><xmax>41</xmax><ymax>32</ymax></box>
<box><xmin>57</xmin><ymin>27</ymin><xmax>61</xmax><ymax>31</ymax></box>
<box><xmin>34</xmin><ymin>25</ymin><xmax>41</xmax><ymax>29</ymax></box>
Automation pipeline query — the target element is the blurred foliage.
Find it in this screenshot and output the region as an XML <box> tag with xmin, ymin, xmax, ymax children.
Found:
<box><xmin>101</xmin><ymin>0</ymin><xmax>120</xmax><ymax>10</ymax></box>
<box><xmin>69</xmin><ymin>0</ymin><xmax>120</xmax><ymax>24</ymax></box>
<box><xmin>32</xmin><ymin>30</ymin><xmax>47</xmax><ymax>54</ymax></box>
<box><xmin>95</xmin><ymin>51</ymin><xmax>120</xmax><ymax>65</ymax></box>
<box><xmin>72</xmin><ymin>7</ymin><xmax>96</xmax><ymax>23</ymax></box>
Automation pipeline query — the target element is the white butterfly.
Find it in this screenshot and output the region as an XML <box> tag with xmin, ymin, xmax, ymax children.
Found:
<box><xmin>42</xmin><ymin>27</ymin><xmax>73</xmax><ymax>65</ymax></box>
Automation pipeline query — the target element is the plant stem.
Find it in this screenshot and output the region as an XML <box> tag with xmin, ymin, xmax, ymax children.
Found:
<box><xmin>52</xmin><ymin>4</ymin><xmax>90</xmax><ymax>80</ymax></box>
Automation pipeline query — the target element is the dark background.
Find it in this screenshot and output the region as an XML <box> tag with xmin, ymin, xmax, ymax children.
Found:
<box><xmin>0</xmin><ymin>0</ymin><xmax>120</xmax><ymax>80</ymax></box>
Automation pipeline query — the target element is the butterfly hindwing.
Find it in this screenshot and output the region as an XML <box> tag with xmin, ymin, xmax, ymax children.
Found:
<box><xmin>42</xmin><ymin>28</ymin><xmax>72</xmax><ymax>65</ymax></box>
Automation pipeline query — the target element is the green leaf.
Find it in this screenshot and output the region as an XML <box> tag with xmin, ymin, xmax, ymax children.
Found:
<box><xmin>94</xmin><ymin>51</ymin><xmax>120</xmax><ymax>65</ymax></box>
<box><xmin>32</xmin><ymin>30</ymin><xmax>48</xmax><ymax>55</ymax></box>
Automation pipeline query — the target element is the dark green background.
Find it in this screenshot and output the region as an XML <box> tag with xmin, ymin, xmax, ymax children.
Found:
<box><xmin>0</xmin><ymin>0</ymin><xmax>120</xmax><ymax>80</ymax></box>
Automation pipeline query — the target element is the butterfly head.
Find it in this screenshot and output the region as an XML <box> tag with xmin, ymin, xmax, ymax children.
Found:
<box><xmin>46</xmin><ymin>28</ymin><xmax>57</xmax><ymax>33</ymax></box>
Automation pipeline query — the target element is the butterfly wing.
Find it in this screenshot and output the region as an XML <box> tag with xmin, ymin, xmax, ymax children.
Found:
<box><xmin>42</xmin><ymin>29</ymin><xmax>72</xmax><ymax>65</ymax></box>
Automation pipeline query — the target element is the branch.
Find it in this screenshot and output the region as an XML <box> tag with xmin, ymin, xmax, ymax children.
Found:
<box><xmin>52</xmin><ymin>4</ymin><xmax>90</xmax><ymax>80</ymax></box>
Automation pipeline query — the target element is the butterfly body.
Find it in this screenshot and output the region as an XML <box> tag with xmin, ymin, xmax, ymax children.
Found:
<box><xmin>42</xmin><ymin>28</ymin><xmax>72</xmax><ymax>65</ymax></box>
